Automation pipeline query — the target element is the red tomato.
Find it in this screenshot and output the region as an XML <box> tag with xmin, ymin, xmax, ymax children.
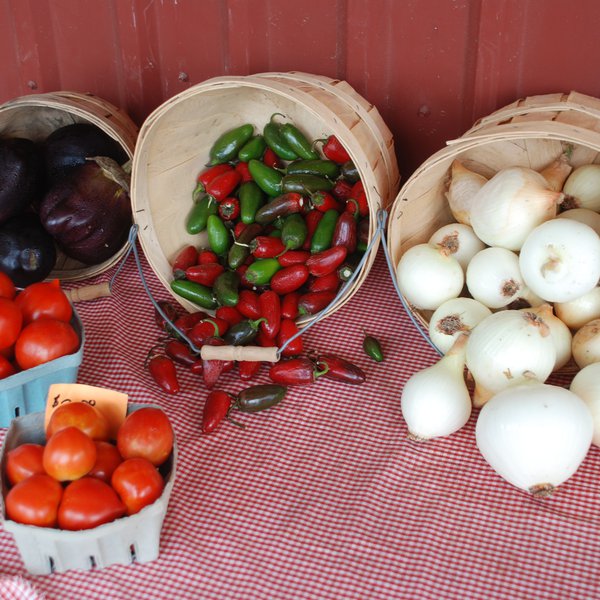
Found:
<box><xmin>5</xmin><ymin>473</ymin><xmax>63</xmax><ymax>527</ymax></box>
<box><xmin>0</xmin><ymin>271</ymin><xmax>16</xmax><ymax>300</ymax></box>
<box><xmin>5</xmin><ymin>443</ymin><xmax>45</xmax><ymax>486</ymax></box>
<box><xmin>88</xmin><ymin>441</ymin><xmax>123</xmax><ymax>483</ymax></box>
<box><xmin>57</xmin><ymin>477</ymin><xmax>126</xmax><ymax>530</ymax></box>
<box><xmin>0</xmin><ymin>354</ymin><xmax>15</xmax><ymax>379</ymax></box>
<box><xmin>117</xmin><ymin>408</ymin><xmax>174</xmax><ymax>467</ymax></box>
<box><xmin>46</xmin><ymin>402</ymin><xmax>110</xmax><ymax>442</ymax></box>
<box><xmin>111</xmin><ymin>457</ymin><xmax>165</xmax><ymax>515</ymax></box>
<box><xmin>15</xmin><ymin>318</ymin><xmax>79</xmax><ymax>370</ymax></box>
<box><xmin>15</xmin><ymin>279</ymin><xmax>73</xmax><ymax>325</ymax></box>
<box><xmin>43</xmin><ymin>427</ymin><xmax>97</xmax><ymax>482</ymax></box>
<box><xmin>0</xmin><ymin>298</ymin><xmax>22</xmax><ymax>351</ymax></box>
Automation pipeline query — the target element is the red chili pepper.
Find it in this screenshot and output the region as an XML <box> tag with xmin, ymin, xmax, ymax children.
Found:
<box><xmin>218</xmin><ymin>197</ymin><xmax>241</xmax><ymax>221</ymax></box>
<box><xmin>223</xmin><ymin>360</ymin><xmax>235</xmax><ymax>373</ymax></box>
<box><xmin>148</xmin><ymin>354</ymin><xmax>180</xmax><ymax>394</ymax></box>
<box><xmin>202</xmin><ymin>337</ymin><xmax>227</xmax><ymax>389</ymax></box>
<box><xmin>259</xmin><ymin>290</ymin><xmax>281</xmax><ymax>338</ymax></box>
<box><xmin>308</xmin><ymin>272</ymin><xmax>340</xmax><ymax>294</ymax></box>
<box><xmin>270</xmin><ymin>264</ymin><xmax>310</xmax><ymax>295</ymax></box>
<box><xmin>263</xmin><ymin>147</ymin><xmax>283</xmax><ymax>169</ymax></box>
<box><xmin>235</xmin><ymin>161</ymin><xmax>253</xmax><ymax>182</ymax></box>
<box><xmin>154</xmin><ymin>300</ymin><xmax>180</xmax><ymax>332</ymax></box>
<box><xmin>234</xmin><ymin>221</ymin><xmax>247</xmax><ymax>238</ymax></box>
<box><xmin>277</xmin><ymin>249</ymin><xmax>310</xmax><ymax>267</ymax></box>
<box><xmin>202</xmin><ymin>390</ymin><xmax>233</xmax><ymax>434</ymax></box>
<box><xmin>172</xmin><ymin>245</ymin><xmax>198</xmax><ymax>274</ymax></box>
<box><xmin>302</xmin><ymin>209</ymin><xmax>324</xmax><ymax>250</ymax></box>
<box><xmin>332</xmin><ymin>179</ymin><xmax>354</xmax><ymax>202</ymax></box>
<box><xmin>185</xmin><ymin>262</ymin><xmax>225</xmax><ymax>287</ymax></box>
<box><xmin>190</xmin><ymin>359</ymin><xmax>203</xmax><ymax>376</ymax></box>
<box><xmin>236</xmin><ymin>290</ymin><xmax>261</xmax><ymax>319</ymax></box>
<box><xmin>215</xmin><ymin>305</ymin><xmax>243</xmax><ymax>327</ymax></box>
<box><xmin>197</xmin><ymin>164</ymin><xmax>233</xmax><ymax>189</ymax></box>
<box><xmin>332</xmin><ymin>212</ymin><xmax>358</xmax><ymax>253</ymax></box>
<box><xmin>321</xmin><ymin>135</ymin><xmax>351</xmax><ymax>164</ymax></box>
<box><xmin>281</xmin><ymin>292</ymin><xmax>300</xmax><ymax>320</ymax></box>
<box><xmin>189</xmin><ymin>318</ymin><xmax>229</xmax><ymax>346</ymax></box>
<box><xmin>347</xmin><ymin>181</ymin><xmax>369</xmax><ymax>217</ymax></box>
<box><xmin>358</xmin><ymin>218</ymin><xmax>370</xmax><ymax>247</ymax></box>
<box><xmin>239</xmin><ymin>360</ymin><xmax>262</xmax><ymax>381</ymax></box>
<box><xmin>165</xmin><ymin>339</ymin><xmax>197</xmax><ymax>367</ymax></box>
<box><xmin>305</xmin><ymin>246</ymin><xmax>348</xmax><ymax>277</ymax></box>
<box><xmin>173</xmin><ymin>310</ymin><xmax>211</xmax><ymax>333</ymax></box>
<box><xmin>298</xmin><ymin>291</ymin><xmax>336</xmax><ymax>316</ymax></box>
<box><xmin>310</xmin><ymin>191</ymin><xmax>343</xmax><ymax>213</ymax></box>
<box><xmin>269</xmin><ymin>357</ymin><xmax>326</xmax><ymax>386</ymax></box>
<box><xmin>250</xmin><ymin>236</ymin><xmax>286</xmax><ymax>258</ymax></box>
<box><xmin>206</xmin><ymin>170</ymin><xmax>242</xmax><ymax>201</ymax></box>
<box><xmin>316</xmin><ymin>353</ymin><xmax>366</xmax><ymax>385</ymax></box>
<box><xmin>256</xmin><ymin>329</ymin><xmax>276</xmax><ymax>348</ymax></box>
<box><xmin>197</xmin><ymin>249</ymin><xmax>219</xmax><ymax>265</ymax></box>
<box><xmin>277</xmin><ymin>319</ymin><xmax>303</xmax><ymax>357</ymax></box>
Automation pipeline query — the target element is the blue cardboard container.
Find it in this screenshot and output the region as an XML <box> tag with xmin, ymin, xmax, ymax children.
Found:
<box><xmin>0</xmin><ymin>309</ymin><xmax>84</xmax><ymax>428</ymax></box>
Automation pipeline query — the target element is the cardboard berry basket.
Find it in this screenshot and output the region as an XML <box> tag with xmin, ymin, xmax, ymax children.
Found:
<box><xmin>386</xmin><ymin>90</ymin><xmax>600</xmax><ymax>367</ymax></box>
<box><xmin>0</xmin><ymin>403</ymin><xmax>177</xmax><ymax>575</ymax></box>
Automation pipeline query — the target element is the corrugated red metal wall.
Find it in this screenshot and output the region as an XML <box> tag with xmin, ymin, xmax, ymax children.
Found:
<box><xmin>1</xmin><ymin>0</ymin><xmax>600</xmax><ymax>177</ymax></box>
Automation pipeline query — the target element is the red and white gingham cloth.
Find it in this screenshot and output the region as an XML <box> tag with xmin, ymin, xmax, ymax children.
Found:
<box><xmin>1</xmin><ymin>248</ymin><xmax>600</xmax><ymax>600</ymax></box>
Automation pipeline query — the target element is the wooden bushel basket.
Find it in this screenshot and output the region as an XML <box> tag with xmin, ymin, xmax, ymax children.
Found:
<box><xmin>0</xmin><ymin>92</ymin><xmax>138</xmax><ymax>281</ymax></box>
<box><xmin>387</xmin><ymin>91</ymin><xmax>600</xmax><ymax>354</ymax></box>
<box><xmin>131</xmin><ymin>72</ymin><xmax>400</xmax><ymax>326</ymax></box>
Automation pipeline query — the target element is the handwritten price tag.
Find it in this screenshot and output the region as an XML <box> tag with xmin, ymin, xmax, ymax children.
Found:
<box><xmin>44</xmin><ymin>383</ymin><xmax>128</xmax><ymax>438</ymax></box>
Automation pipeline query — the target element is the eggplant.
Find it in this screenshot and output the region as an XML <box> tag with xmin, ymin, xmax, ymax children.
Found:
<box><xmin>0</xmin><ymin>214</ymin><xmax>57</xmax><ymax>287</ymax></box>
<box><xmin>39</xmin><ymin>157</ymin><xmax>132</xmax><ymax>265</ymax></box>
<box><xmin>0</xmin><ymin>137</ymin><xmax>43</xmax><ymax>225</ymax></box>
<box><xmin>42</xmin><ymin>123</ymin><xmax>128</xmax><ymax>185</ymax></box>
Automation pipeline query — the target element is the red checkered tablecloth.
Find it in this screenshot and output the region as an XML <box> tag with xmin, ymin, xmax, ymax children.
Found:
<box><xmin>1</xmin><ymin>248</ymin><xmax>600</xmax><ymax>600</ymax></box>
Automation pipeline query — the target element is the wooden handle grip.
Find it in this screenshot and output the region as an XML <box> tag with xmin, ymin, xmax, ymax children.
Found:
<box><xmin>64</xmin><ymin>282</ymin><xmax>111</xmax><ymax>303</ymax></box>
<box><xmin>200</xmin><ymin>345</ymin><xmax>279</xmax><ymax>362</ymax></box>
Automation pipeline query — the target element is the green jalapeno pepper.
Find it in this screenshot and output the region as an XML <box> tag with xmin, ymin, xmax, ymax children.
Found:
<box><xmin>340</xmin><ymin>160</ymin><xmax>360</xmax><ymax>184</ymax></box>
<box><xmin>248</xmin><ymin>159</ymin><xmax>283</xmax><ymax>197</ymax></box>
<box><xmin>223</xmin><ymin>317</ymin><xmax>266</xmax><ymax>346</ymax></box>
<box><xmin>281</xmin><ymin>213</ymin><xmax>308</xmax><ymax>250</ymax></box>
<box><xmin>286</xmin><ymin>159</ymin><xmax>340</xmax><ymax>179</ymax></box>
<box><xmin>213</xmin><ymin>270</ymin><xmax>241</xmax><ymax>307</ymax></box>
<box><xmin>363</xmin><ymin>332</ymin><xmax>384</xmax><ymax>362</ymax></box>
<box><xmin>279</xmin><ymin>123</ymin><xmax>319</xmax><ymax>160</ymax></box>
<box><xmin>238</xmin><ymin>135</ymin><xmax>267</xmax><ymax>162</ymax></box>
<box><xmin>208</xmin><ymin>124</ymin><xmax>254</xmax><ymax>165</ymax></box>
<box><xmin>170</xmin><ymin>279</ymin><xmax>217</xmax><ymax>310</ymax></box>
<box><xmin>186</xmin><ymin>195</ymin><xmax>218</xmax><ymax>234</ymax></box>
<box><xmin>235</xmin><ymin>384</ymin><xmax>287</xmax><ymax>413</ymax></box>
<box><xmin>239</xmin><ymin>181</ymin><xmax>266</xmax><ymax>224</ymax></box>
<box><xmin>310</xmin><ymin>209</ymin><xmax>339</xmax><ymax>254</ymax></box>
<box><xmin>263</xmin><ymin>115</ymin><xmax>298</xmax><ymax>161</ymax></box>
<box><xmin>245</xmin><ymin>258</ymin><xmax>282</xmax><ymax>286</ymax></box>
<box><xmin>228</xmin><ymin>222</ymin><xmax>263</xmax><ymax>269</ymax></box>
<box><xmin>206</xmin><ymin>214</ymin><xmax>232</xmax><ymax>256</ymax></box>
<box><xmin>255</xmin><ymin>192</ymin><xmax>305</xmax><ymax>225</ymax></box>
<box><xmin>281</xmin><ymin>174</ymin><xmax>334</xmax><ymax>194</ymax></box>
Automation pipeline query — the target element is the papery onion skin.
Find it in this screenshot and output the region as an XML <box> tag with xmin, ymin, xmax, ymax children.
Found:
<box><xmin>562</xmin><ymin>164</ymin><xmax>600</xmax><ymax>212</ymax></box>
<box><xmin>396</xmin><ymin>243</ymin><xmax>464</xmax><ymax>311</ymax></box>
<box><xmin>571</xmin><ymin>318</ymin><xmax>600</xmax><ymax>369</ymax></box>
<box><xmin>476</xmin><ymin>382</ymin><xmax>593</xmax><ymax>496</ymax></box>
<box><xmin>519</xmin><ymin>219</ymin><xmax>600</xmax><ymax>303</ymax></box>
<box><xmin>570</xmin><ymin>363</ymin><xmax>600</xmax><ymax>447</ymax></box>
<box><xmin>428</xmin><ymin>223</ymin><xmax>485</xmax><ymax>270</ymax></box>
<box><xmin>554</xmin><ymin>287</ymin><xmax>600</xmax><ymax>331</ymax></box>
<box><xmin>445</xmin><ymin>160</ymin><xmax>487</xmax><ymax>226</ymax></box>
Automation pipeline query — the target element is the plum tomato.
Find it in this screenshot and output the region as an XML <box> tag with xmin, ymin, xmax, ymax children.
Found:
<box><xmin>111</xmin><ymin>457</ymin><xmax>165</xmax><ymax>515</ymax></box>
<box><xmin>46</xmin><ymin>402</ymin><xmax>110</xmax><ymax>442</ymax></box>
<box><xmin>5</xmin><ymin>443</ymin><xmax>45</xmax><ymax>486</ymax></box>
<box><xmin>117</xmin><ymin>407</ymin><xmax>174</xmax><ymax>467</ymax></box>
<box><xmin>15</xmin><ymin>279</ymin><xmax>73</xmax><ymax>325</ymax></box>
<box><xmin>57</xmin><ymin>477</ymin><xmax>127</xmax><ymax>530</ymax></box>
<box><xmin>0</xmin><ymin>271</ymin><xmax>16</xmax><ymax>300</ymax></box>
<box><xmin>15</xmin><ymin>318</ymin><xmax>79</xmax><ymax>370</ymax></box>
<box><xmin>88</xmin><ymin>441</ymin><xmax>123</xmax><ymax>483</ymax></box>
<box><xmin>0</xmin><ymin>298</ymin><xmax>22</xmax><ymax>351</ymax></box>
<box><xmin>43</xmin><ymin>426</ymin><xmax>97</xmax><ymax>482</ymax></box>
<box><xmin>5</xmin><ymin>473</ymin><xmax>63</xmax><ymax>527</ymax></box>
<box><xmin>0</xmin><ymin>354</ymin><xmax>15</xmax><ymax>379</ymax></box>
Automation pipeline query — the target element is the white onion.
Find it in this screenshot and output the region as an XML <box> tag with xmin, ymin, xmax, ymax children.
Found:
<box><xmin>469</xmin><ymin>167</ymin><xmax>562</xmax><ymax>250</ymax></box>
<box><xmin>396</xmin><ymin>243</ymin><xmax>464</xmax><ymax>311</ymax></box>
<box><xmin>466</xmin><ymin>247</ymin><xmax>542</xmax><ymax>309</ymax></box>
<box><xmin>562</xmin><ymin>164</ymin><xmax>600</xmax><ymax>211</ymax></box>
<box><xmin>444</xmin><ymin>160</ymin><xmax>487</xmax><ymax>225</ymax></box>
<box><xmin>428</xmin><ymin>223</ymin><xmax>486</xmax><ymax>270</ymax></box>
<box><xmin>465</xmin><ymin>309</ymin><xmax>556</xmax><ymax>407</ymax></box>
<box><xmin>570</xmin><ymin>363</ymin><xmax>600</xmax><ymax>447</ymax></box>
<box><xmin>554</xmin><ymin>287</ymin><xmax>600</xmax><ymax>330</ymax></box>
<box><xmin>476</xmin><ymin>382</ymin><xmax>593</xmax><ymax>497</ymax></box>
<box><xmin>571</xmin><ymin>318</ymin><xmax>600</xmax><ymax>369</ymax></box>
<box><xmin>519</xmin><ymin>218</ymin><xmax>600</xmax><ymax>303</ymax></box>
<box><xmin>557</xmin><ymin>208</ymin><xmax>600</xmax><ymax>237</ymax></box>
<box><xmin>429</xmin><ymin>297</ymin><xmax>491</xmax><ymax>354</ymax></box>
<box><xmin>401</xmin><ymin>335</ymin><xmax>471</xmax><ymax>440</ymax></box>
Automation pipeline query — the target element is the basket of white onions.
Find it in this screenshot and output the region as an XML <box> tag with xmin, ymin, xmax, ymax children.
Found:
<box><xmin>388</xmin><ymin>91</ymin><xmax>600</xmax><ymax>496</ymax></box>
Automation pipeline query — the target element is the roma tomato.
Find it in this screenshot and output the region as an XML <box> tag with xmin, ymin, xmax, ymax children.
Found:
<box><xmin>58</xmin><ymin>477</ymin><xmax>127</xmax><ymax>530</ymax></box>
<box><xmin>46</xmin><ymin>402</ymin><xmax>110</xmax><ymax>441</ymax></box>
<box><xmin>111</xmin><ymin>457</ymin><xmax>165</xmax><ymax>515</ymax></box>
<box><xmin>5</xmin><ymin>473</ymin><xmax>63</xmax><ymax>527</ymax></box>
<box><xmin>15</xmin><ymin>280</ymin><xmax>73</xmax><ymax>324</ymax></box>
<box><xmin>0</xmin><ymin>298</ymin><xmax>22</xmax><ymax>351</ymax></box>
<box><xmin>88</xmin><ymin>441</ymin><xmax>123</xmax><ymax>484</ymax></box>
<box><xmin>15</xmin><ymin>318</ymin><xmax>79</xmax><ymax>370</ymax></box>
<box><xmin>117</xmin><ymin>408</ymin><xmax>174</xmax><ymax>467</ymax></box>
<box><xmin>0</xmin><ymin>271</ymin><xmax>16</xmax><ymax>299</ymax></box>
<box><xmin>0</xmin><ymin>354</ymin><xmax>15</xmax><ymax>379</ymax></box>
<box><xmin>43</xmin><ymin>427</ymin><xmax>97</xmax><ymax>482</ymax></box>
<box><xmin>5</xmin><ymin>443</ymin><xmax>45</xmax><ymax>486</ymax></box>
